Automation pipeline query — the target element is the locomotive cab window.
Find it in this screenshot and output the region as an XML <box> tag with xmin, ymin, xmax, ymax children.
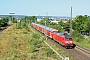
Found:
<box><xmin>66</xmin><ymin>38</ymin><xmax>72</xmax><ymax>40</ymax></box>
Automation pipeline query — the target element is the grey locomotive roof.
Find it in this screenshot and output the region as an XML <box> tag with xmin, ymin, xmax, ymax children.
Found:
<box><xmin>54</xmin><ymin>32</ymin><xmax>70</xmax><ymax>36</ymax></box>
<box><xmin>55</xmin><ymin>32</ymin><xmax>63</xmax><ymax>36</ymax></box>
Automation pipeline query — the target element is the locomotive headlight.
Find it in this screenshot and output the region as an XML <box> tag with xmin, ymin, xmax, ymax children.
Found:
<box><xmin>70</xmin><ymin>41</ymin><xmax>72</xmax><ymax>43</ymax></box>
<box><xmin>66</xmin><ymin>41</ymin><xmax>68</xmax><ymax>43</ymax></box>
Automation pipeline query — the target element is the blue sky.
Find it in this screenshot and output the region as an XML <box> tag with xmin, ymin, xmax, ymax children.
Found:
<box><xmin>0</xmin><ymin>0</ymin><xmax>90</xmax><ymax>17</ymax></box>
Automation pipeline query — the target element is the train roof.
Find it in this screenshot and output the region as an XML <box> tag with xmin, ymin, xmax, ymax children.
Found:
<box><xmin>46</xmin><ymin>27</ymin><xmax>53</xmax><ymax>31</ymax></box>
<box><xmin>32</xmin><ymin>23</ymin><xmax>71</xmax><ymax>37</ymax></box>
<box><xmin>54</xmin><ymin>32</ymin><xmax>70</xmax><ymax>36</ymax></box>
<box><xmin>32</xmin><ymin>23</ymin><xmax>58</xmax><ymax>31</ymax></box>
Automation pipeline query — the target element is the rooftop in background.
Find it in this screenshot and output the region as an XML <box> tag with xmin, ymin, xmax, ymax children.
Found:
<box><xmin>0</xmin><ymin>15</ymin><xmax>74</xmax><ymax>19</ymax></box>
<box><xmin>36</xmin><ymin>16</ymin><xmax>74</xmax><ymax>19</ymax></box>
<box><xmin>0</xmin><ymin>15</ymin><xmax>75</xmax><ymax>19</ymax></box>
<box><xmin>0</xmin><ymin>15</ymin><xmax>25</xmax><ymax>18</ymax></box>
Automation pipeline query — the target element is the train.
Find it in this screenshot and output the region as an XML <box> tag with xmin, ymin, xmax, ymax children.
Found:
<box><xmin>31</xmin><ymin>23</ymin><xmax>76</xmax><ymax>49</ymax></box>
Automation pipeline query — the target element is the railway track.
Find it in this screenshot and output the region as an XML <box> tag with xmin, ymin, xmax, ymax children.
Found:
<box><xmin>0</xmin><ymin>24</ymin><xmax>12</xmax><ymax>32</ymax></box>
<box><xmin>31</xmin><ymin>26</ymin><xmax>90</xmax><ymax>60</ymax></box>
<box><xmin>47</xmin><ymin>38</ymin><xmax>90</xmax><ymax>60</ymax></box>
<box><xmin>0</xmin><ymin>24</ymin><xmax>12</xmax><ymax>40</ymax></box>
<box><xmin>75</xmin><ymin>45</ymin><xmax>90</xmax><ymax>58</ymax></box>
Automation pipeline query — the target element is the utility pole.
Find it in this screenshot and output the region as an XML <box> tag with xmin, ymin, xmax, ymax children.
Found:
<box><xmin>47</xmin><ymin>12</ymin><xmax>48</xmax><ymax>19</ymax></box>
<box><xmin>35</xmin><ymin>18</ymin><xmax>36</xmax><ymax>23</ymax></box>
<box><xmin>45</xmin><ymin>21</ymin><xmax>47</xmax><ymax>40</ymax></box>
<box><xmin>70</xmin><ymin>7</ymin><xmax>72</xmax><ymax>35</ymax></box>
<box><xmin>39</xmin><ymin>15</ymin><xmax>40</xmax><ymax>19</ymax></box>
<box><xmin>9</xmin><ymin>12</ymin><xmax>15</xmax><ymax>23</ymax></box>
<box><xmin>9</xmin><ymin>12</ymin><xmax>15</xmax><ymax>49</ymax></box>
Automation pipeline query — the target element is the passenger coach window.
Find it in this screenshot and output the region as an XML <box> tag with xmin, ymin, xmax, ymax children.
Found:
<box><xmin>66</xmin><ymin>38</ymin><xmax>72</xmax><ymax>40</ymax></box>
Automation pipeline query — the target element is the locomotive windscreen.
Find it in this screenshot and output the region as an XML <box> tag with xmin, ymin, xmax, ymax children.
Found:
<box><xmin>66</xmin><ymin>37</ymin><xmax>72</xmax><ymax>40</ymax></box>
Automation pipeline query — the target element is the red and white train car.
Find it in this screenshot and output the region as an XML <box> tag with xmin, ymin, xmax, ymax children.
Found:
<box><xmin>31</xmin><ymin>23</ymin><xmax>76</xmax><ymax>48</ymax></box>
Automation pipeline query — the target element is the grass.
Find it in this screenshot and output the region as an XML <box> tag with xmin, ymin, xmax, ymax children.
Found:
<box><xmin>0</xmin><ymin>24</ymin><xmax>61</xmax><ymax>60</ymax></box>
<box><xmin>74</xmin><ymin>40</ymin><xmax>90</xmax><ymax>48</ymax></box>
<box><xmin>29</xmin><ymin>26</ymin><xmax>74</xmax><ymax>60</ymax></box>
<box><xmin>0</xmin><ymin>24</ymin><xmax>31</xmax><ymax>60</ymax></box>
<box><xmin>46</xmin><ymin>39</ymin><xmax>74</xmax><ymax>60</ymax></box>
<box><xmin>29</xmin><ymin>26</ymin><xmax>61</xmax><ymax>60</ymax></box>
<box><xmin>72</xmin><ymin>31</ymin><xmax>90</xmax><ymax>49</ymax></box>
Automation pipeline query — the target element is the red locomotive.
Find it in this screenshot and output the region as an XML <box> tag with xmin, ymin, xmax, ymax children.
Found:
<box><xmin>31</xmin><ymin>23</ymin><xmax>76</xmax><ymax>49</ymax></box>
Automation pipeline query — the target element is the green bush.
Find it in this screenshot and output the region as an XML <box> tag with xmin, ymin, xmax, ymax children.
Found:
<box><xmin>29</xmin><ymin>33</ymin><xmax>42</xmax><ymax>53</ymax></box>
<box><xmin>0</xmin><ymin>17</ymin><xmax>9</xmax><ymax>27</ymax></box>
<box><xmin>87</xmin><ymin>40</ymin><xmax>90</xmax><ymax>44</ymax></box>
<box><xmin>28</xmin><ymin>32</ymin><xmax>45</xmax><ymax>53</ymax></box>
<box><xmin>45</xmin><ymin>47</ymin><xmax>54</xmax><ymax>56</ymax></box>
<box><xmin>72</xmin><ymin>31</ymin><xmax>84</xmax><ymax>42</ymax></box>
<box><xmin>32</xmin><ymin>33</ymin><xmax>40</xmax><ymax>39</ymax></box>
<box><xmin>16</xmin><ymin>22</ymin><xmax>21</xmax><ymax>29</ymax></box>
<box><xmin>21</xmin><ymin>22</ymin><xmax>26</xmax><ymax>28</ymax></box>
<box><xmin>29</xmin><ymin>44</ymin><xmax>36</xmax><ymax>52</ymax></box>
<box><xmin>23</xmin><ymin>31</ymin><xmax>28</xmax><ymax>34</ymax></box>
<box><xmin>25</xmin><ymin>25</ymin><xmax>30</xmax><ymax>31</ymax></box>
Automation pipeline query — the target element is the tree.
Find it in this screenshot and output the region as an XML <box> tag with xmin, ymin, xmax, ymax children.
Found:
<box><xmin>84</xmin><ymin>20</ymin><xmax>90</xmax><ymax>35</ymax></box>
<box><xmin>0</xmin><ymin>17</ymin><xmax>9</xmax><ymax>27</ymax></box>
<box><xmin>39</xmin><ymin>17</ymin><xmax>50</xmax><ymax>26</ymax></box>
<box><xmin>31</xmin><ymin>16</ymin><xmax>37</xmax><ymax>23</ymax></box>
<box><xmin>62</xmin><ymin>20</ymin><xmax>70</xmax><ymax>33</ymax></box>
<box><xmin>58</xmin><ymin>20</ymin><xmax>64</xmax><ymax>26</ymax></box>
<box><xmin>72</xmin><ymin>15</ymin><xmax>88</xmax><ymax>33</ymax></box>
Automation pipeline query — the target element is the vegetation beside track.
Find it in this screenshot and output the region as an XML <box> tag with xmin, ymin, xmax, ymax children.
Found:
<box><xmin>0</xmin><ymin>23</ymin><xmax>61</xmax><ymax>60</ymax></box>
<box><xmin>34</xmin><ymin>15</ymin><xmax>90</xmax><ymax>49</ymax></box>
<box><xmin>0</xmin><ymin>17</ymin><xmax>9</xmax><ymax>28</ymax></box>
<box><xmin>1</xmin><ymin>15</ymin><xmax>90</xmax><ymax>60</ymax></box>
<box><xmin>30</xmin><ymin>26</ymin><xmax>75</xmax><ymax>60</ymax></box>
<box><xmin>0</xmin><ymin>24</ymin><xmax>31</xmax><ymax>60</ymax></box>
<box><xmin>72</xmin><ymin>31</ymin><xmax>90</xmax><ymax>48</ymax></box>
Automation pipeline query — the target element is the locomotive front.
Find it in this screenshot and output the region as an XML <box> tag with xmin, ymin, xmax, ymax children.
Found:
<box><xmin>65</xmin><ymin>36</ymin><xmax>76</xmax><ymax>48</ymax></box>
